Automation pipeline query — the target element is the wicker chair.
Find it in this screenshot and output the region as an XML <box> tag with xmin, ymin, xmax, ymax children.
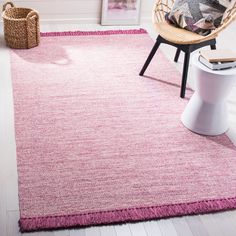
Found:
<box><xmin>140</xmin><ymin>0</ymin><xmax>236</xmax><ymax>98</ymax></box>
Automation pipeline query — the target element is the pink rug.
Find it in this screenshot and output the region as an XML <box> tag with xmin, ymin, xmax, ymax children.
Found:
<box><xmin>11</xmin><ymin>29</ymin><xmax>236</xmax><ymax>232</ymax></box>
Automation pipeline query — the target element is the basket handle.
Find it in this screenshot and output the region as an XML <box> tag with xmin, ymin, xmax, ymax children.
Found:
<box><xmin>26</xmin><ymin>10</ymin><xmax>40</xmax><ymax>48</ymax></box>
<box><xmin>26</xmin><ymin>10</ymin><xmax>39</xmax><ymax>21</ymax></box>
<box><xmin>2</xmin><ymin>1</ymin><xmax>14</xmax><ymax>12</ymax></box>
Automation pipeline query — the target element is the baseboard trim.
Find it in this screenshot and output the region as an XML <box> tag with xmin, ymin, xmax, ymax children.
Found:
<box><xmin>0</xmin><ymin>16</ymin><xmax>152</xmax><ymax>25</ymax></box>
<box><xmin>40</xmin><ymin>18</ymin><xmax>100</xmax><ymax>24</ymax></box>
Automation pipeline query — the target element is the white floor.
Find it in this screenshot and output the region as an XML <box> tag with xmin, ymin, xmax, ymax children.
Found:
<box><xmin>1</xmin><ymin>22</ymin><xmax>236</xmax><ymax>236</ymax></box>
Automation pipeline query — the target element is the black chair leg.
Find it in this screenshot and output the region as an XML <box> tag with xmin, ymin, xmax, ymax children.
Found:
<box><xmin>210</xmin><ymin>44</ymin><xmax>216</xmax><ymax>50</ymax></box>
<box><xmin>139</xmin><ymin>37</ymin><xmax>161</xmax><ymax>76</ymax></box>
<box><xmin>174</xmin><ymin>48</ymin><xmax>181</xmax><ymax>62</ymax></box>
<box><xmin>180</xmin><ymin>52</ymin><xmax>191</xmax><ymax>98</ymax></box>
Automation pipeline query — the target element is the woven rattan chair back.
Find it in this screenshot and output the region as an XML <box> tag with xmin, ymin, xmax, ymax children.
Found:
<box><xmin>152</xmin><ymin>0</ymin><xmax>236</xmax><ymax>44</ymax></box>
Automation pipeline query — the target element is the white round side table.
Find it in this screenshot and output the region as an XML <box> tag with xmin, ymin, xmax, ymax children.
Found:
<box><xmin>181</xmin><ymin>53</ymin><xmax>236</xmax><ymax>136</ymax></box>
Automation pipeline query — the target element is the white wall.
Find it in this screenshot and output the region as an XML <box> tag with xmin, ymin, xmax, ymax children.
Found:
<box><xmin>8</xmin><ymin>0</ymin><xmax>155</xmax><ymax>24</ymax></box>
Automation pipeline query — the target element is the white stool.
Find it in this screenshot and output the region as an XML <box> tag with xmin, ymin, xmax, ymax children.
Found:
<box><xmin>181</xmin><ymin>53</ymin><xmax>236</xmax><ymax>136</ymax></box>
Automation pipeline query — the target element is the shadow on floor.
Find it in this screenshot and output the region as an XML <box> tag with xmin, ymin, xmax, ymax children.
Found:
<box><xmin>142</xmin><ymin>75</ymin><xmax>192</xmax><ymax>100</ymax></box>
<box><xmin>0</xmin><ymin>35</ymin><xmax>7</xmax><ymax>49</ymax></box>
<box><xmin>206</xmin><ymin>134</ymin><xmax>236</xmax><ymax>149</ymax></box>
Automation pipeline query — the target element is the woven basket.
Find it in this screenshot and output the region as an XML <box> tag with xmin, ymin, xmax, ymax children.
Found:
<box><xmin>2</xmin><ymin>1</ymin><xmax>40</xmax><ymax>49</ymax></box>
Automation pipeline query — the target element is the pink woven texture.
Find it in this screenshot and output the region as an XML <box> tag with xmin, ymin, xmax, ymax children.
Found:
<box><xmin>11</xmin><ymin>30</ymin><xmax>236</xmax><ymax>232</ymax></box>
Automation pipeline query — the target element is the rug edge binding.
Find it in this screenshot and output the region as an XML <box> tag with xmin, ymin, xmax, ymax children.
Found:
<box><xmin>19</xmin><ymin>196</ymin><xmax>236</xmax><ymax>232</ymax></box>
<box><xmin>40</xmin><ymin>29</ymin><xmax>147</xmax><ymax>37</ymax></box>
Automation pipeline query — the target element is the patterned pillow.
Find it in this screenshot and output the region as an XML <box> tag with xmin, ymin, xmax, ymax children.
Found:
<box><xmin>165</xmin><ymin>0</ymin><xmax>235</xmax><ymax>36</ymax></box>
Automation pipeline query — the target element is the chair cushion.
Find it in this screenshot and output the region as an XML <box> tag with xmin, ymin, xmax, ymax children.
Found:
<box><xmin>165</xmin><ymin>0</ymin><xmax>235</xmax><ymax>36</ymax></box>
<box><xmin>154</xmin><ymin>22</ymin><xmax>205</xmax><ymax>44</ymax></box>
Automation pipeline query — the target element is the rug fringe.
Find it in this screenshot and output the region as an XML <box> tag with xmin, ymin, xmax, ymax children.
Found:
<box><xmin>40</xmin><ymin>29</ymin><xmax>147</xmax><ymax>37</ymax></box>
<box><xmin>19</xmin><ymin>197</ymin><xmax>236</xmax><ymax>232</ymax></box>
